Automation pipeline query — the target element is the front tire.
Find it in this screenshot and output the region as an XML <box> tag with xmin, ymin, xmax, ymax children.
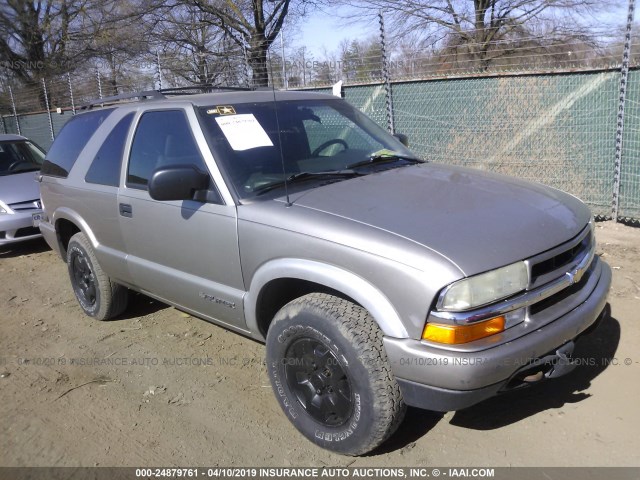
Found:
<box><xmin>66</xmin><ymin>232</ymin><xmax>128</xmax><ymax>320</ymax></box>
<box><xmin>266</xmin><ymin>293</ymin><xmax>406</xmax><ymax>455</ymax></box>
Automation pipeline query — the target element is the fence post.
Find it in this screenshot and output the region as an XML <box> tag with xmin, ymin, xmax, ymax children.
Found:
<box><xmin>613</xmin><ymin>0</ymin><xmax>636</xmax><ymax>221</ymax></box>
<box><xmin>156</xmin><ymin>50</ymin><xmax>163</xmax><ymax>90</ymax></box>
<box><xmin>67</xmin><ymin>73</ymin><xmax>76</xmax><ymax>115</ymax></box>
<box><xmin>96</xmin><ymin>68</ymin><xmax>103</xmax><ymax>100</ymax></box>
<box><xmin>379</xmin><ymin>12</ymin><xmax>395</xmax><ymax>134</ymax></box>
<box><xmin>301</xmin><ymin>47</ymin><xmax>307</xmax><ymax>87</ymax></box>
<box><xmin>8</xmin><ymin>86</ymin><xmax>21</xmax><ymax>136</ymax></box>
<box><xmin>42</xmin><ymin>78</ymin><xmax>55</xmax><ymax>141</ymax></box>
<box><xmin>281</xmin><ymin>27</ymin><xmax>288</xmax><ymax>90</ymax></box>
<box><xmin>242</xmin><ymin>43</ymin><xmax>251</xmax><ymax>88</ymax></box>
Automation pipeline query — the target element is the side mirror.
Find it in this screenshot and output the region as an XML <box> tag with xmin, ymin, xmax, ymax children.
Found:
<box><xmin>148</xmin><ymin>165</ymin><xmax>210</xmax><ymax>201</ymax></box>
<box><xmin>393</xmin><ymin>133</ymin><xmax>409</xmax><ymax>147</ymax></box>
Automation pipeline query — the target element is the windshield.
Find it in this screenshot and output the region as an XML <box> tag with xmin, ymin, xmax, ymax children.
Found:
<box><xmin>197</xmin><ymin>99</ymin><xmax>417</xmax><ymax>199</ymax></box>
<box><xmin>0</xmin><ymin>140</ymin><xmax>45</xmax><ymax>176</ymax></box>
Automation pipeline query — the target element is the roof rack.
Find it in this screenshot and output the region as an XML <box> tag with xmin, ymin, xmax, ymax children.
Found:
<box><xmin>158</xmin><ymin>85</ymin><xmax>253</xmax><ymax>95</ymax></box>
<box><xmin>79</xmin><ymin>84</ymin><xmax>255</xmax><ymax>110</ymax></box>
<box><xmin>79</xmin><ymin>90</ymin><xmax>164</xmax><ymax>110</ymax></box>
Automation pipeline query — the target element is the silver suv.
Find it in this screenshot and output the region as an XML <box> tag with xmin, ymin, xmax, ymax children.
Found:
<box><xmin>38</xmin><ymin>89</ymin><xmax>611</xmax><ymax>455</ymax></box>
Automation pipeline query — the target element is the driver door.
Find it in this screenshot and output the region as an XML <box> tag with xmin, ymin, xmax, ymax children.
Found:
<box><xmin>117</xmin><ymin>108</ymin><xmax>246</xmax><ymax>331</ymax></box>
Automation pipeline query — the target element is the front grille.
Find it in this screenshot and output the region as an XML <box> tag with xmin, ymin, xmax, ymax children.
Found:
<box><xmin>14</xmin><ymin>226</ymin><xmax>40</xmax><ymax>238</ymax></box>
<box><xmin>529</xmin><ymin>267</ymin><xmax>592</xmax><ymax>316</ymax></box>
<box><xmin>528</xmin><ymin>227</ymin><xmax>592</xmax><ymax>289</ymax></box>
<box><xmin>531</xmin><ymin>231</ymin><xmax>591</xmax><ymax>280</ymax></box>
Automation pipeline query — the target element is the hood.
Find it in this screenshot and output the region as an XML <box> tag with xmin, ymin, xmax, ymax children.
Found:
<box><xmin>0</xmin><ymin>171</ymin><xmax>41</xmax><ymax>205</ymax></box>
<box><xmin>286</xmin><ymin>163</ymin><xmax>591</xmax><ymax>276</ymax></box>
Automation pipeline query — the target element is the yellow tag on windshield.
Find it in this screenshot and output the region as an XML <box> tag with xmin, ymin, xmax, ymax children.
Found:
<box><xmin>370</xmin><ymin>149</ymin><xmax>397</xmax><ymax>157</ymax></box>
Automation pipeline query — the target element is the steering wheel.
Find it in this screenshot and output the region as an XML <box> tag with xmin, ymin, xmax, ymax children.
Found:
<box><xmin>8</xmin><ymin>160</ymin><xmax>31</xmax><ymax>172</ymax></box>
<box><xmin>311</xmin><ymin>139</ymin><xmax>349</xmax><ymax>157</ymax></box>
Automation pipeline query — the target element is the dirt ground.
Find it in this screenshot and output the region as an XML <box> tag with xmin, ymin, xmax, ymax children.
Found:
<box><xmin>1</xmin><ymin>221</ymin><xmax>639</xmax><ymax>468</ymax></box>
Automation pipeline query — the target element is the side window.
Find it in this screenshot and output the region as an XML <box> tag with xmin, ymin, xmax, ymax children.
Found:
<box><xmin>41</xmin><ymin>108</ymin><xmax>114</xmax><ymax>178</ymax></box>
<box><xmin>85</xmin><ymin>113</ymin><xmax>134</xmax><ymax>187</ymax></box>
<box><xmin>127</xmin><ymin>110</ymin><xmax>207</xmax><ymax>189</ymax></box>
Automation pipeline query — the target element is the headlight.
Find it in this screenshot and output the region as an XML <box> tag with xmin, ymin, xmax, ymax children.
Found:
<box><xmin>438</xmin><ymin>261</ymin><xmax>528</xmax><ymax>311</ymax></box>
<box><xmin>0</xmin><ymin>201</ymin><xmax>12</xmax><ymax>215</ymax></box>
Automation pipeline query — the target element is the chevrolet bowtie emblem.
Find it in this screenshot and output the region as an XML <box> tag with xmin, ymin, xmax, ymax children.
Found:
<box><xmin>567</xmin><ymin>264</ymin><xmax>586</xmax><ymax>285</ymax></box>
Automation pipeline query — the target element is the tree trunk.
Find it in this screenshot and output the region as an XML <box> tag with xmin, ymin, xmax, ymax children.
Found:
<box><xmin>109</xmin><ymin>55</ymin><xmax>119</xmax><ymax>95</ymax></box>
<box><xmin>249</xmin><ymin>34</ymin><xmax>270</xmax><ymax>87</ymax></box>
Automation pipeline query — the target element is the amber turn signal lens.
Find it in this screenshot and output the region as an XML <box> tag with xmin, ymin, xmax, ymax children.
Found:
<box><xmin>422</xmin><ymin>316</ymin><xmax>506</xmax><ymax>344</ymax></box>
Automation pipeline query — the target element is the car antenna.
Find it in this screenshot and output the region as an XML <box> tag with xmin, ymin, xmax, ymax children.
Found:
<box><xmin>267</xmin><ymin>52</ymin><xmax>291</xmax><ymax>207</ymax></box>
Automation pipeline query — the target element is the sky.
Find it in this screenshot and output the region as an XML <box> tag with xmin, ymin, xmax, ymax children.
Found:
<box><xmin>290</xmin><ymin>7</ymin><xmax>373</xmax><ymax>57</ymax></box>
<box><xmin>291</xmin><ymin>2</ymin><xmax>636</xmax><ymax>58</ymax></box>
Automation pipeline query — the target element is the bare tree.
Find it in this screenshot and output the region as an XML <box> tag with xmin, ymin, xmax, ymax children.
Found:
<box><xmin>285</xmin><ymin>46</ymin><xmax>313</xmax><ymax>87</ymax></box>
<box><xmin>0</xmin><ymin>1</ymin><xmax>93</xmax><ymax>86</ymax></box>
<box><xmin>87</xmin><ymin>1</ymin><xmax>157</xmax><ymax>95</ymax></box>
<box><xmin>149</xmin><ymin>4</ymin><xmax>248</xmax><ymax>87</ymax></box>
<box><xmin>0</xmin><ymin>0</ymin><xmax>161</xmax><ymax>106</ymax></box>
<box><xmin>340</xmin><ymin>0</ymin><xmax>618</xmax><ymax>71</ymax></box>
<box><xmin>339</xmin><ymin>38</ymin><xmax>384</xmax><ymax>82</ymax></box>
<box><xmin>185</xmin><ymin>0</ymin><xmax>313</xmax><ymax>86</ymax></box>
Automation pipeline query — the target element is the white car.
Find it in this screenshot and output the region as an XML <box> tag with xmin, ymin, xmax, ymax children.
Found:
<box><xmin>0</xmin><ymin>134</ymin><xmax>46</xmax><ymax>246</ymax></box>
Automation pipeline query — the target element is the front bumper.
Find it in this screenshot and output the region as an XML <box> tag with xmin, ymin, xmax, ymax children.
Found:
<box><xmin>0</xmin><ymin>211</ymin><xmax>43</xmax><ymax>246</ymax></box>
<box><xmin>384</xmin><ymin>259</ymin><xmax>612</xmax><ymax>412</ymax></box>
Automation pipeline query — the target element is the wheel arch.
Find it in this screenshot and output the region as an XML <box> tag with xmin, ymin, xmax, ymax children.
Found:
<box><xmin>52</xmin><ymin>208</ymin><xmax>98</xmax><ymax>261</ymax></box>
<box><xmin>245</xmin><ymin>258</ymin><xmax>408</xmax><ymax>341</ymax></box>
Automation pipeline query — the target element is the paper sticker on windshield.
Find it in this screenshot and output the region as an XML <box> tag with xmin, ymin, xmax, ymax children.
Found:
<box><xmin>215</xmin><ymin>114</ymin><xmax>273</xmax><ymax>151</ymax></box>
<box><xmin>207</xmin><ymin>105</ymin><xmax>236</xmax><ymax>115</ymax></box>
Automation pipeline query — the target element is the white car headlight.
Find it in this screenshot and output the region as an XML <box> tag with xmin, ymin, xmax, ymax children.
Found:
<box><xmin>438</xmin><ymin>261</ymin><xmax>528</xmax><ymax>311</ymax></box>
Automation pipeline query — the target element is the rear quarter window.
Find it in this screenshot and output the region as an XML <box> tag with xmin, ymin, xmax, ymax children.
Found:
<box><xmin>85</xmin><ymin>113</ymin><xmax>135</xmax><ymax>187</ymax></box>
<box><xmin>41</xmin><ymin>108</ymin><xmax>114</xmax><ymax>178</ymax></box>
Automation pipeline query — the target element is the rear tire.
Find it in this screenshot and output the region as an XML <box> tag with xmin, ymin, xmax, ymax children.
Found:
<box><xmin>66</xmin><ymin>232</ymin><xmax>128</xmax><ymax>320</ymax></box>
<box><xmin>266</xmin><ymin>293</ymin><xmax>406</xmax><ymax>455</ymax></box>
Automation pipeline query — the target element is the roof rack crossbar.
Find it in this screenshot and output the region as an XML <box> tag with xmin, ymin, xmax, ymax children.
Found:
<box><xmin>79</xmin><ymin>90</ymin><xmax>165</xmax><ymax>110</ymax></box>
<box><xmin>158</xmin><ymin>85</ymin><xmax>253</xmax><ymax>95</ymax></box>
<box><xmin>79</xmin><ymin>84</ymin><xmax>258</xmax><ymax>110</ymax></box>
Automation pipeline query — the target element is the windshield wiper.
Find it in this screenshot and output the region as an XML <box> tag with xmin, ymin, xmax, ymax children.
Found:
<box><xmin>254</xmin><ymin>170</ymin><xmax>363</xmax><ymax>196</ymax></box>
<box><xmin>346</xmin><ymin>153</ymin><xmax>424</xmax><ymax>170</ymax></box>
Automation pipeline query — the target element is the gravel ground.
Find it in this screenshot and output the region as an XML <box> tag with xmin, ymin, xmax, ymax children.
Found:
<box><xmin>1</xmin><ymin>221</ymin><xmax>638</xmax><ymax>467</ymax></box>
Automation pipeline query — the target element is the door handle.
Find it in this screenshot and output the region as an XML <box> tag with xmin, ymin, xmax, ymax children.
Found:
<box><xmin>119</xmin><ymin>203</ymin><xmax>133</xmax><ymax>218</ymax></box>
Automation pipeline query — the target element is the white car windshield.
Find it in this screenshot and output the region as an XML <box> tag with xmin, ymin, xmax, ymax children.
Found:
<box><xmin>0</xmin><ymin>140</ymin><xmax>45</xmax><ymax>176</ymax></box>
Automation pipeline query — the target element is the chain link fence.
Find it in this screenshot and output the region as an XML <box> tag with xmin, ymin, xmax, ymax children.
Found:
<box><xmin>620</xmin><ymin>69</ymin><xmax>640</xmax><ymax>221</ymax></box>
<box><xmin>393</xmin><ymin>71</ymin><xmax>620</xmax><ymax>217</ymax></box>
<box><xmin>300</xmin><ymin>69</ymin><xmax>637</xmax><ymax>221</ymax></box>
